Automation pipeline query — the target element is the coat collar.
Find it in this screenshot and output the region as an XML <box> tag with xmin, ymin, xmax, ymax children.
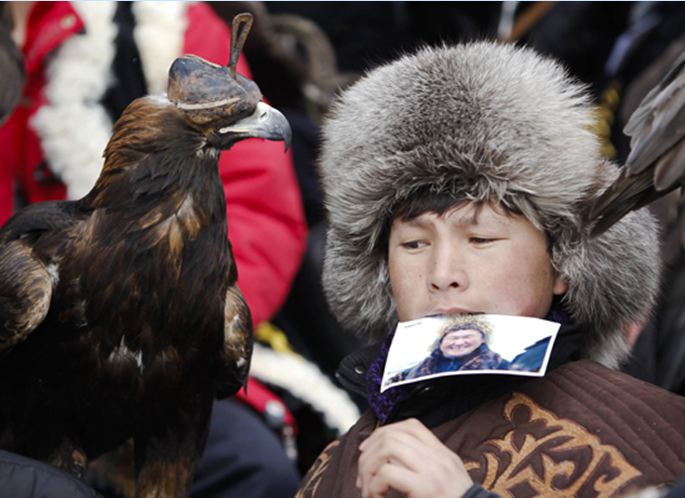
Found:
<box><xmin>23</xmin><ymin>2</ymin><xmax>83</xmax><ymax>76</ymax></box>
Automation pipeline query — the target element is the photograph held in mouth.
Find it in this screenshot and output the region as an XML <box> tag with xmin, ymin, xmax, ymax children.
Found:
<box><xmin>381</xmin><ymin>314</ymin><xmax>560</xmax><ymax>392</ymax></box>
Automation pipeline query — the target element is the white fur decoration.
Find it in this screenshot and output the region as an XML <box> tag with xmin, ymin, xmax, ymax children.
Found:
<box><xmin>31</xmin><ymin>2</ymin><xmax>117</xmax><ymax>200</ymax></box>
<box><xmin>250</xmin><ymin>343</ymin><xmax>360</xmax><ymax>434</ymax></box>
<box><xmin>132</xmin><ymin>2</ymin><xmax>188</xmax><ymax>95</ymax></box>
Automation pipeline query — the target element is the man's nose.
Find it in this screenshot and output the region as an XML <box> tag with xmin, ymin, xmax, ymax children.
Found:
<box><xmin>428</xmin><ymin>243</ymin><xmax>467</xmax><ymax>291</ymax></box>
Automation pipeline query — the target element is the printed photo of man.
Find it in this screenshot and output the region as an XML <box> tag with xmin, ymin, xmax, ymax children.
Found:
<box><xmin>401</xmin><ymin>317</ymin><xmax>510</xmax><ymax>381</ymax></box>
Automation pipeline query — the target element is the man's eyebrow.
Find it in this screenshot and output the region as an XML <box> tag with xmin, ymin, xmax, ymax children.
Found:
<box><xmin>444</xmin><ymin>205</ymin><xmax>487</xmax><ymax>226</ymax></box>
<box><xmin>399</xmin><ymin>207</ymin><xmax>491</xmax><ymax>227</ymax></box>
<box><xmin>398</xmin><ymin>216</ymin><xmax>433</xmax><ymax>229</ymax></box>
<box><xmin>451</xmin><ymin>210</ymin><xmax>481</xmax><ymax>226</ymax></box>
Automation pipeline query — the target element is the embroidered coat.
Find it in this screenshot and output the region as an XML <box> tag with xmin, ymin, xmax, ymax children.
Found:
<box><xmin>298</xmin><ymin>360</ymin><xmax>685</xmax><ymax>497</ymax></box>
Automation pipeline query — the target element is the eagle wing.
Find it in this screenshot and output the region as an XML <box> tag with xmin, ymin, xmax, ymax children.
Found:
<box><xmin>0</xmin><ymin>201</ymin><xmax>78</xmax><ymax>353</ymax></box>
<box><xmin>0</xmin><ymin>240</ymin><xmax>54</xmax><ymax>353</ymax></box>
<box><xmin>217</xmin><ymin>285</ymin><xmax>253</xmax><ymax>397</ymax></box>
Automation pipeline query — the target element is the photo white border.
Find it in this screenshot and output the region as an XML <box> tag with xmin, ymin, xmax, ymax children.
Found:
<box><xmin>381</xmin><ymin>314</ymin><xmax>561</xmax><ymax>392</ymax></box>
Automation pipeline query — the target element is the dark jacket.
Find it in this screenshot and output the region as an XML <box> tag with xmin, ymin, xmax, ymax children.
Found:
<box><xmin>404</xmin><ymin>343</ymin><xmax>510</xmax><ymax>380</ymax></box>
<box><xmin>0</xmin><ymin>450</ymin><xmax>101</xmax><ymax>498</ymax></box>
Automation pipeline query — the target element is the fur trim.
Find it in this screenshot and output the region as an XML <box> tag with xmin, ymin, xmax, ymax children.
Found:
<box><xmin>320</xmin><ymin>43</ymin><xmax>661</xmax><ymax>368</ymax></box>
<box><xmin>250</xmin><ymin>343</ymin><xmax>360</xmax><ymax>433</ymax></box>
<box><xmin>31</xmin><ymin>2</ymin><xmax>187</xmax><ymax>200</ymax></box>
<box><xmin>132</xmin><ymin>2</ymin><xmax>188</xmax><ymax>95</ymax></box>
<box><xmin>31</xmin><ymin>2</ymin><xmax>117</xmax><ymax>200</ymax></box>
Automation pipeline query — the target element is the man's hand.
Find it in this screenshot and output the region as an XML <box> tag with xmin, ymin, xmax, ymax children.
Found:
<box><xmin>356</xmin><ymin>418</ymin><xmax>473</xmax><ymax>498</ymax></box>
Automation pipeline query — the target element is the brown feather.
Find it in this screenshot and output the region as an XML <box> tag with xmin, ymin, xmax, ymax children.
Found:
<box><xmin>0</xmin><ymin>241</ymin><xmax>54</xmax><ymax>353</ymax></box>
<box><xmin>654</xmin><ymin>139</ymin><xmax>685</xmax><ymax>191</ymax></box>
<box><xmin>587</xmin><ymin>52</ymin><xmax>685</xmax><ymax>238</ymax></box>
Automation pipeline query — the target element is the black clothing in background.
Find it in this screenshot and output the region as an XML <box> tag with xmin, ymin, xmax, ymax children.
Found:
<box><xmin>265</xmin><ymin>2</ymin><xmax>500</xmax><ymax>73</ymax></box>
<box><xmin>0</xmin><ymin>450</ymin><xmax>102</xmax><ymax>498</ymax></box>
<box><xmin>101</xmin><ymin>3</ymin><xmax>147</xmax><ymax>122</ymax></box>
<box><xmin>520</xmin><ymin>2</ymin><xmax>632</xmax><ymax>95</ymax></box>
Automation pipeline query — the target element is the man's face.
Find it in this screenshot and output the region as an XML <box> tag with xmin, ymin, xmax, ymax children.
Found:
<box><xmin>388</xmin><ymin>203</ymin><xmax>568</xmax><ymax>321</ymax></box>
<box><xmin>439</xmin><ymin>329</ymin><xmax>484</xmax><ymax>358</ymax></box>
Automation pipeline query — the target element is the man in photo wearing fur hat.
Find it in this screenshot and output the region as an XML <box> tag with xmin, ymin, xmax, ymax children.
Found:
<box><xmin>296</xmin><ymin>42</ymin><xmax>685</xmax><ymax>498</ymax></box>
<box><xmin>402</xmin><ymin>317</ymin><xmax>509</xmax><ymax>381</ymax></box>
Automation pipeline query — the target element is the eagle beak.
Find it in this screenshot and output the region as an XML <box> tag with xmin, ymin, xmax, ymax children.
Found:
<box><xmin>218</xmin><ymin>102</ymin><xmax>292</xmax><ymax>151</ymax></box>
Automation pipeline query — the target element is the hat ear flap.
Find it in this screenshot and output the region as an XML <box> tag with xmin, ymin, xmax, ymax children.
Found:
<box><xmin>556</xmin><ymin>207</ymin><xmax>660</xmax><ymax>368</ymax></box>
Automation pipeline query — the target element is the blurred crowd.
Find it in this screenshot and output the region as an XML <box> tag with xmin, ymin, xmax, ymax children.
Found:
<box><xmin>1</xmin><ymin>2</ymin><xmax>685</xmax><ymax>497</ymax></box>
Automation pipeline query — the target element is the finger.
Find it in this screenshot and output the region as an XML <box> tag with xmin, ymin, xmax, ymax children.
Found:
<box><xmin>387</xmin><ymin>418</ymin><xmax>449</xmax><ymax>453</ymax></box>
<box><xmin>363</xmin><ymin>462</ymin><xmax>424</xmax><ymax>498</ymax></box>
<box><xmin>363</xmin><ymin>455</ymin><xmax>473</xmax><ymax>498</ymax></box>
<box><xmin>358</xmin><ymin>446</ymin><xmax>402</xmax><ymax>492</ymax></box>
<box><xmin>361</xmin><ymin>421</ymin><xmax>446</xmax><ymax>470</ymax></box>
<box><xmin>360</xmin><ymin>418</ymin><xmax>442</xmax><ymax>454</ymax></box>
<box><xmin>358</xmin><ymin>429</ymin><xmax>443</xmax><ymax>490</ymax></box>
<box><xmin>358</xmin><ymin>422</ymin><xmax>472</xmax><ymax>494</ymax></box>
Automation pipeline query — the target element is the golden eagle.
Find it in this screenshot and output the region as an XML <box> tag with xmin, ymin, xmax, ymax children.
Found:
<box><xmin>0</xmin><ymin>13</ymin><xmax>290</xmax><ymax>497</ymax></box>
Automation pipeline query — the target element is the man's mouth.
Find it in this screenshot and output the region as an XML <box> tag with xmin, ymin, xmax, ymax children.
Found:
<box><xmin>446</xmin><ymin>344</ymin><xmax>472</xmax><ymax>355</ymax></box>
<box><xmin>425</xmin><ymin>308</ymin><xmax>482</xmax><ymax>318</ymax></box>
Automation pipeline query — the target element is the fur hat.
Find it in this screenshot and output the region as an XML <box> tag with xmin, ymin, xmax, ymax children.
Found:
<box><xmin>320</xmin><ymin>42</ymin><xmax>661</xmax><ymax>368</ymax></box>
<box><xmin>433</xmin><ymin>316</ymin><xmax>494</xmax><ymax>349</ymax></box>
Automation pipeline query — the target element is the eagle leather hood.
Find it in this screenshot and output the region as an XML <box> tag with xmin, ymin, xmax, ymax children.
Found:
<box><xmin>320</xmin><ymin>42</ymin><xmax>661</xmax><ymax>368</ymax></box>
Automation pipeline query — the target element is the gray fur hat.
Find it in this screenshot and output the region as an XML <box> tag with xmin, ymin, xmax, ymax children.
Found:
<box><xmin>320</xmin><ymin>42</ymin><xmax>661</xmax><ymax>368</ymax></box>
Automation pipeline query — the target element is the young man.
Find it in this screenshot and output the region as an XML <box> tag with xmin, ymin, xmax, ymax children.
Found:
<box><xmin>297</xmin><ymin>42</ymin><xmax>685</xmax><ymax>497</ymax></box>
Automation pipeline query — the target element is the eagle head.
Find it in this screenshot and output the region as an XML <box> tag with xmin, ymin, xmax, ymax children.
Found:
<box><xmin>167</xmin><ymin>54</ymin><xmax>291</xmax><ymax>151</ymax></box>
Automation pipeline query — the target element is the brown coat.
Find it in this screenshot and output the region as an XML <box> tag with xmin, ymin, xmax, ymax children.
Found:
<box><xmin>297</xmin><ymin>361</ymin><xmax>685</xmax><ymax>498</ymax></box>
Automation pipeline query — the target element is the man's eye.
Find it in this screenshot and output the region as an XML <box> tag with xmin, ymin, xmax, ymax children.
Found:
<box><xmin>401</xmin><ymin>240</ymin><xmax>427</xmax><ymax>249</ymax></box>
<box><xmin>469</xmin><ymin>237</ymin><xmax>495</xmax><ymax>245</ymax></box>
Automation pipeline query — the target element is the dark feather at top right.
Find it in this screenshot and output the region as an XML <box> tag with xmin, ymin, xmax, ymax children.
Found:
<box><xmin>586</xmin><ymin>52</ymin><xmax>685</xmax><ymax>241</ymax></box>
